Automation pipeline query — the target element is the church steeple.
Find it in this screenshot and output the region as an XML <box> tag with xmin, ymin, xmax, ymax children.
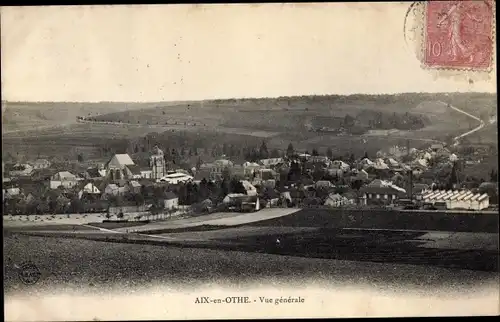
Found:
<box><xmin>150</xmin><ymin>145</ymin><xmax>166</xmax><ymax>180</ymax></box>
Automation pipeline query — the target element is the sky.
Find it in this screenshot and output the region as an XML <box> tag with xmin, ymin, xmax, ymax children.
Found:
<box><xmin>1</xmin><ymin>3</ymin><xmax>496</xmax><ymax>102</ymax></box>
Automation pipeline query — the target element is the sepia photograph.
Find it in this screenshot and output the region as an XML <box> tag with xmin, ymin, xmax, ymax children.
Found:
<box><xmin>2</xmin><ymin>2</ymin><xmax>499</xmax><ymax>320</ymax></box>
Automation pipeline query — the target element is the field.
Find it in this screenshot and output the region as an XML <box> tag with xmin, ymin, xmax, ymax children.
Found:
<box><xmin>2</xmin><ymin>93</ymin><xmax>497</xmax><ymax>161</ymax></box>
<box><xmin>4</xmin><ymin>203</ymin><xmax>499</xmax><ymax>320</ymax></box>
<box><xmin>4</xmin><ymin>231</ymin><xmax>499</xmax><ymax>296</ymax></box>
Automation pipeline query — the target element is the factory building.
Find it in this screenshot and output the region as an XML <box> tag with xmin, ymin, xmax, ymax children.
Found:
<box><xmin>422</xmin><ymin>189</ymin><xmax>490</xmax><ymax>211</ymax></box>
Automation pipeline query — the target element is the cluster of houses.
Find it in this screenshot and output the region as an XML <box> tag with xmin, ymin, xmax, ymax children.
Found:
<box><xmin>2</xmin><ymin>141</ymin><xmax>497</xmax><ymax>215</ymax></box>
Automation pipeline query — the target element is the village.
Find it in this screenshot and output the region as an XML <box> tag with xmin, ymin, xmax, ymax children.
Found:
<box><xmin>3</xmin><ymin>137</ymin><xmax>498</xmax><ymax>222</ymax></box>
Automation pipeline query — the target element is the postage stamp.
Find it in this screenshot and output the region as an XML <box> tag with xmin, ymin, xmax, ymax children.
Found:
<box><xmin>423</xmin><ymin>0</ymin><xmax>494</xmax><ymax>70</ymax></box>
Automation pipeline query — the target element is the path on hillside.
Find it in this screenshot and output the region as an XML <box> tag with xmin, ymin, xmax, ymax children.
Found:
<box><xmin>436</xmin><ymin>101</ymin><xmax>485</xmax><ymax>146</ymax></box>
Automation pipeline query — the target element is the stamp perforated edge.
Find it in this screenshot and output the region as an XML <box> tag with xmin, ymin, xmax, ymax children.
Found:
<box><xmin>419</xmin><ymin>0</ymin><xmax>496</xmax><ymax>72</ymax></box>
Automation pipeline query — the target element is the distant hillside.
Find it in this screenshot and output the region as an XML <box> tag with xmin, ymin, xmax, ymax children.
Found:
<box><xmin>1</xmin><ymin>101</ymin><xmax>192</xmax><ymax>133</ymax></box>
<box><xmin>85</xmin><ymin>92</ymin><xmax>495</xmax><ymax>134</ymax></box>
<box><xmin>2</xmin><ymin>93</ymin><xmax>496</xmax><ymax>162</ymax></box>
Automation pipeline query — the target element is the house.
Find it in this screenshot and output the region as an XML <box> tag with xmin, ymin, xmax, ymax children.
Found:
<box><xmin>3</xmin><ymin>186</ymin><xmax>21</xmax><ymax>200</ymax></box>
<box><xmin>163</xmin><ymin>191</ymin><xmax>179</xmax><ymax>210</ymax></box>
<box><xmin>412</xmin><ymin>167</ymin><xmax>425</xmax><ymax>178</ymax></box>
<box><xmin>231</xmin><ymin>165</ymin><xmax>246</xmax><ymax>179</ymax></box>
<box><xmin>123</xmin><ymin>164</ymin><xmax>143</xmax><ymax>179</ymax></box>
<box><xmin>386</xmin><ymin>158</ymin><xmax>399</xmax><ymax>168</ymax></box>
<box><xmin>331</xmin><ymin>160</ymin><xmax>350</xmax><ymax>172</ymax></box>
<box><xmin>430</xmin><ymin>143</ymin><xmax>444</xmax><ymax>151</ymax></box>
<box><xmin>351</xmin><ymin>169</ymin><xmax>369</xmax><ymax>182</ymax></box>
<box><xmin>327</xmin><ymin>168</ymin><xmax>344</xmax><ymax>178</ymax></box>
<box><xmin>31</xmin><ymin>168</ymin><xmax>57</xmax><ymax>182</ymax></box>
<box><xmin>315</xmin><ymin>180</ymin><xmax>334</xmax><ymax>189</ymax></box>
<box><xmin>308</xmin><ymin>156</ymin><xmax>331</xmax><ymax>166</ymax></box>
<box><xmin>389</xmin><ymin>145</ymin><xmax>408</xmax><ymax>158</ymax></box>
<box><xmin>298</xmin><ymin>153</ymin><xmax>311</xmax><ymax>161</ymax></box>
<box><xmin>360</xmin><ymin>158</ymin><xmax>374</xmax><ymax>169</ymax></box>
<box><xmin>391</xmin><ymin>172</ymin><xmax>405</xmax><ymax>183</ymax></box>
<box><xmin>81</xmin><ymin>167</ymin><xmax>106</xmax><ymax>180</ymax></box>
<box><xmin>128</xmin><ymin>180</ymin><xmax>142</xmax><ymax>194</ymax></box>
<box><xmin>280</xmin><ymin>191</ymin><xmax>292</xmax><ymax>205</ymax></box>
<box><xmin>243</xmin><ymin>162</ymin><xmax>261</xmax><ymax>177</ymax></box>
<box><xmin>413</xmin><ymin>158</ymin><xmax>428</xmax><ymax>168</ymax></box>
<box><xmin>140</xmin><ymin>169</ymin><xmax>153</xmax><ymax>179</ymax></box>
<box><xmin>422</xmin><ymin>152</ymin><xmax>432</xmax><ymax>161</ymax></box>
<box><xmin>159</xmin><ymin>172</ymin><xmax>194</xmax><ymax>184</ymax></box>
<box><xmin>410</xmin><ymin>183</ymin><xmax>431</xmax><ymax>200</ymax></box>
<box><xmin>342</xmin><ymin>191</ymin><xmax>359</xmax><ymax>205</ymax></box>
<box><xmin>260</xmin><ymin>179</ymin><xmax>276</xmax><ymax>190</ymax></box>
<box><xmin>32</xmin><ymin>159</ymin><xmax>51</xmax><ymax>169</ymax></box>
<box><xmin>50</xmin><ymin>171</ymin><xmax>79</xmax><ymax>189</ymax></box>
<box><xmin>241</xmin><ymin>180</ymin><xmax>258</xmax><ymax>196</ymax></box>
<box><xmin>109</xmin><ymin>203</ymin><xmax>150</xmax><ymax>216</ymax></box>
<box><xmin>373</xmin><ymin>158</ymin><xmax>389</xmax><ymax>170</ymax></box>
<box><xmin>104</xmin><ymin>183</ymin><xmax>127</xmax><ymax>196</ymax></box>
<box><xmin>81</xmin><ymin>182</ymin><xmax>101</xmax><ymax>194</ymax></box>
<box><xmin>202</xmin><ymin>159</ymin><xmax>234</xmax><ymax>181</ymax></box>
<box><xmin>324</xmin><ymin>193</ymin><xmax>349</xmax><ymax>207</ymax></box>
<box><xmin>436</xmin><ymin>147</ymin><xmax>451</xmax><ymax>158</ymax></box>
<box><xmin>257</xmin><ymin>168</ymin><xmax>276</xmax><ymax>181</ymax></box>
<box><xmin>223</xmin><ymin>193</ymin><xmax>247</xmax><ymax>204</ymax></box>
<box><xmin>78</xmin><ymin>182</ymin><xmax>101</xmax><ymax>199</ymax></box>
<box><xmin>259</xmin><ymin>158</ymin><xmax>284</xmax><ymax>168</ymax></box>
<box><xmin>360</xmin><ymin>179</ymin><xmax>406</xmax><ymax>205</ymax></box>
<box><xmin>449</xmin><ymin>153</ymin><xmax>459</xmax><ymax>163</ymax></box>
<box><xmin>223</xmin><ymin>193</ymin><xmax>260</xmax><ymax>212</ymax></box>
<box><xmin>261</xmin><ymin>189</ymin><xmax>280</xmax><ymax>207</ymax></box>
<box><xmin>9</xmin><ymin>163</ymin><xmax>34</xmax><ymax>177</ymax></box>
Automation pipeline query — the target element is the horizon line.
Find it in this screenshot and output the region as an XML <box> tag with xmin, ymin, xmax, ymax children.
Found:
<box><xmin>1</xmin><ymin>91</ymin><xmax>496</xmax><ymax>105</ymax></box>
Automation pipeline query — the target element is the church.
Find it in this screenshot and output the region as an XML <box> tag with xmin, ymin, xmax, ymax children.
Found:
<box><xmin>150</xmin><ymin>145</ymin><xmax>166</xmax><ymax>180</ymax></box>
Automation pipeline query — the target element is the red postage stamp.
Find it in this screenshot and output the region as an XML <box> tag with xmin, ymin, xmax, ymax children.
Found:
<box><xmin>424</xmin><ymin>0</ymin><xmax>494</xmax><ymax>69</ymax></box>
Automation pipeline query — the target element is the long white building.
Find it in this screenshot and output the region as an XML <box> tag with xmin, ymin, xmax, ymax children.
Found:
<box><xmin>422</xmin><ymin>189</ymin><xmax>489</xmax><ymax>211</ymax></box>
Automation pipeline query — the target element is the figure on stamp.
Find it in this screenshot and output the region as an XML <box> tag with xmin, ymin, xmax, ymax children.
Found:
<box><xmin>436</xmin><ymin>1</ymin><xmax>484</xmax><ymax>63</ymax></box>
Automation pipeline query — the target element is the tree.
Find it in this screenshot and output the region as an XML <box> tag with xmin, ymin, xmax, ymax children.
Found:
<box><xmin>326</xmin><ymin>148</ymin><xmax>333</xmax><ymax>159</ymax></box>
<box><xmin>286</xmin><ymin>143</ymin><xmax>295</xmax><ymax>157</ymax></box>
<box><xmin>133</xmin><ymin>193</ymin><xmax>145</xmax><ymax>206</ymax></box>
<box><xmin>222</xmin><ymin>167</ymin><xmax>231</xmax><ymax>181</ymax></box>
<box><xmin>196</xmin><ymin>157</ymin><xmax>203</xmax><ymax>170</ymax></box>
<box><xmin>349</xmin><ymin>153</ymin><xmax>356</xmax><ymax>163</ymax></box>
<box><xmin>489</xmin><ymin>169</ymin><xmax>498</xmax><ymax>182</ymax></box>
<box><xmin>222</xmin><ymin>143</ymin><xmax>229</xmax><ymax>156</ymax></box>
<box><xmin>270</xmin><ymin>148</ymin><xmax>281</xmax><ymax>158</ymax></box>
<box><xmin>351</xmin><ymin>179</ymin><xmax>364</xmax><ymax>191</ymax></box>
<box><xmin>229</xmin><ymin>178</ymin><xmax>247</xmax><ymax>194</ymax></box>
<box><xmin>117</xmin><ymin>212</ymin><xmax>124</xmax><ymax>220</ymax></box>
<box><xmin>447</xmin><ymin>162</ymin><xmax>459</xmax><ymax>190</ymax></box>
<box><xmin>343</xmin><ymin>114</ymin><xmax>355</xmax><ymax>128</ymax></box>
<box><xmin>259</xmin><ymin>141</ymin><xmax>269</xmax><ymax>159</ymax></box>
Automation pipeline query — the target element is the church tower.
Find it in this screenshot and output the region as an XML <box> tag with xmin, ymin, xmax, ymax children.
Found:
<box><xmin>150</xmin><ymin>145</ymin><xmax>166</xmax><ymax>180</ymax></box>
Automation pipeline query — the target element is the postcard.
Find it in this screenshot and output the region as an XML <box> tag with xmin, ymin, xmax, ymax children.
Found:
<box><xmin>2</xmin><ymin>2</ymin><xmax>498</xmax><ymax>321</ymax></box>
